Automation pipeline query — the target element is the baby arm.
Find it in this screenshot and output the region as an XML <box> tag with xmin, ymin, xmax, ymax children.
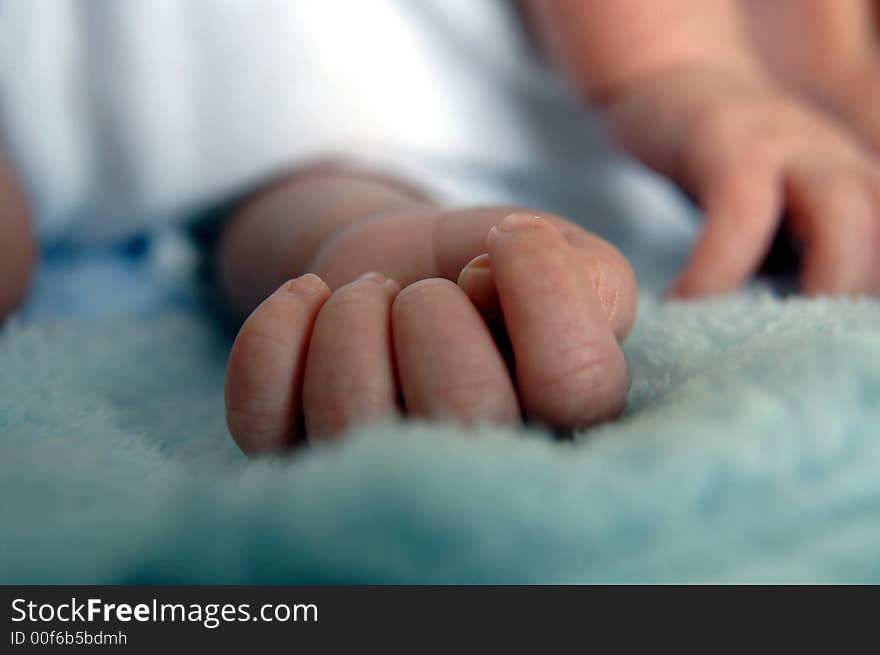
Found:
<box><xmin>0</xmin><ymin>151</ymin><xmax>35</xmax><ymax>321</ymax></box>
<box><xmin>217</xmin><ymin>166</ymin><xmax>636</xmax><ymax>453</ymax></box>
<box><xmin>741</xmin><ymin>0</ymin><xmax>880</xmax><ymax>154</ymax></box>
<box><xmin>528</xmin><ymin>0</ymin><xmax>880</xmax><ymax>297</ymax></box>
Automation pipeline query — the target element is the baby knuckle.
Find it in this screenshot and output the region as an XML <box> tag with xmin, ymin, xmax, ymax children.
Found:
<box><xmin>235</xmin><ymin>317</ymin><xmax>293</xmax><ymax>354</ymax></box>
<box><xmin>306</xmin><ymin>389</ymin><xmax>391</xmax><ymax>434</ymax></box>
<box><xmin>522</xmin><ymin>352</ymin><xmax>627</xmax><ymax>426</ymax></box>
<box><xmin>526</xmin><ymin>339</ymin><xmax>624</xmax><ymax>400</ymax></box>
<box><xmin>425</xmin><ymin>376</ymin><xmax>512</xmax><ymax>419</ymax></box>
<box><xmin>225</xmin><ymin>404</ymin><xmax>294</xmax><ymax>453</ymax></box>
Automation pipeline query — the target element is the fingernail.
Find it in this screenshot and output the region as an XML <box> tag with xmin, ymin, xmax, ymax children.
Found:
<box><xmin>358</xmin><ymin>271</ymin><xmax>388</xmax><ymax>284</ymax></box>
<box><xmin>357</xmin><ymin>271</ymin><xmax>400</xmax><ymax>294</ymax></box>
<box><xmin>286</xmin><ymin>273</ymin><xmax>325</xmax><ymax>295</ymax></box>
<box><xmin>457</xmin><ymin>253</ymin><xmax>491</xmax><ymax>287</ymax></box>
<box><xmin>497</xmin><ymin>212</ymin><xmax>544</xmax><ymax>233</ymax></box>
<box><xmin>487</xmin><ymin>213</ymin><xmax>546</xmax><ymax>246</ymax></box>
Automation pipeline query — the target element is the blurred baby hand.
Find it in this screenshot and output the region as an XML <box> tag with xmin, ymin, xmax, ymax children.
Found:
<box><xmin>814</xmin><ymin>59</ymin><xmax>880</xmax><ymax>159</ymax></box>
<box><xmin>604</xmin><ymin>68</ymin><xmax>880</xmax><ymax>297</ymax></box>
<box><xmin>224</xmin><ymin>210</ymin><xmax>636</xmax><ymax>454</ymax></box>
<box><xmin>0</xmin><ymin>155</ymin><xmax>35</xmax><ymax>320</ymax></box>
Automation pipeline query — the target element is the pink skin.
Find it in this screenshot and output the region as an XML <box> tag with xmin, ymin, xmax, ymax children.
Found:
<box><xmin>0</xmin><ymin>153</ymin><xmax>36</xmax><ymax>322</ymax></box>
<box><xmin>225</xmin><ymin>211</ymin><xmax>636</xmax><ymax>452</ymax></box>
<box><xmin>740</xmin><ymin>0</ymin><xmax>880</xmax><ymax>155</ymax></box>
<box><xmin>302</xmin><ymin>273</ymin><xmax>402</xmax><ymax>439</ymax></box>
<box><xmin>391</xmin><ymin>277</ymin><xmax>520</xmax><ymax>425</ymax></box>
<box><xmin>225</xmin><ymin>274</ymin><xmax>331</xmax><ymax>454</ymax></box>
<box><xmin>481</xmin><ymin>215</ymin><xmax>628</xmax><ymax>425</ymax></box>
<box><xmin>603</xmin><ymin>70</ymin><xmax>880</xmax><ymax>297</ymax></box>
<box><xmin>528</xmin><ymin>0</ymin><xmax>880</xmax><ymax>298</ymax></box>
<box><xmin>608</xmin><ymin>71</ymin><xmax>880</xmax><ymax>296</ymax></box>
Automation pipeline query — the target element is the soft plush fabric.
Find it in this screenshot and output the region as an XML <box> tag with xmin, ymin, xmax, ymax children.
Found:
<box><xmin>3</xmin><ymin>148</ymin><xmax>879</xmax><ymax>583</ymax></box>
<box><xmin>3</xmin><ymin>287</ymin><xmax>880</xmax><ymax>583</ymax></box>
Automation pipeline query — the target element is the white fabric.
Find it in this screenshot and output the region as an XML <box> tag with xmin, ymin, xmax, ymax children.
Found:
<box><xmin>0</xmin><ymin>0</ymin><xmax>565</xmax><ymax>243</ymax></box>
<box><xmin>1</xmin><ymin>0</ymin><xmax>699</xmax><ymax>252</ymax></box>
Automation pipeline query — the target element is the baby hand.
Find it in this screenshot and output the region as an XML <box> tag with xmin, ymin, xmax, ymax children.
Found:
<box><xmin>224</xmin><ymin>210</ymin><xmax>636</xmax><ymax>453</ymax></box>
<box><xmin>604</xmin><ymin>68</ymin><xmax>880</xmax><ymax>297</ymax></box>
<box><xmin>815</xmin><ymin>59</ymin><xmax>880</xmax><ymax>159</ymax></box>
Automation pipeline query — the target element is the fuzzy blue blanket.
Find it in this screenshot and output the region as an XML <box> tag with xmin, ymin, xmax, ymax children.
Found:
<box><xmin>3</xmin><ymin>159</ymin><xmax>880</xmax><ymax>583</ymax></box>
<box><xmin>3</xmin><ymin>288</ymin><xmax>880</xmax><ymax>583</ymax></box>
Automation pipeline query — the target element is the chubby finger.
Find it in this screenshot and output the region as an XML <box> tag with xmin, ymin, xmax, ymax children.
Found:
<box><xmin>785</xmin><ymin>163</ymin><xmax>876</xmax><ymax>295</ymax></box>
<box><xmin>225</xmin><ymin>274</ymin><xmax>330</xmax><ymax>454</ymax></box>
<box><xmin>436</xmin><ymin>207</ymin><xmax>637</xmax><ymax>339</ymax></box>
<box><xmin>302</xmin><ymin>272</ymin><xmax>401</xmax><ymax>440</ymax></box>
<box><xmin>456</xmin><ymin>254</ymin><xmax>501</xmax><ymax>329</ymax></box>
<box><xmin>458</xmin><ymin>247</ymin><xmax>638</xmax><ymax>342</ymax></box>
<box><xmin>487</xmin><ymin>212</ymin><xmax>628</xmax><ymax>427</ymax></box>
<box><xmin>672</xmin><ymin>159</ymin><xmax>782</xmax><ymax>297</ymax></box>
<box><xmin>392</xmin><ymin>278</ymin><xmax>520</xmax><ymax>425</ymax></box>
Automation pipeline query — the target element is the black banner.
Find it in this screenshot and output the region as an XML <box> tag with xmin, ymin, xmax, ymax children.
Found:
<box><xmin>0</xmin><ymin>585</ymin><xmax>869</xmax><ymax>650</ymax></box>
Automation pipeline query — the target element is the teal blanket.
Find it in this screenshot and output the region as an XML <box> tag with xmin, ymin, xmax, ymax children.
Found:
<box><xmin>4</xmin><ymin>157</ymin><xmax>880</xmax><ymax>583</ymax></box>
<box><xmin>3</xmin><ymin>291</ymin><xmax>880</xmax><ymax>583</ymax></box>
